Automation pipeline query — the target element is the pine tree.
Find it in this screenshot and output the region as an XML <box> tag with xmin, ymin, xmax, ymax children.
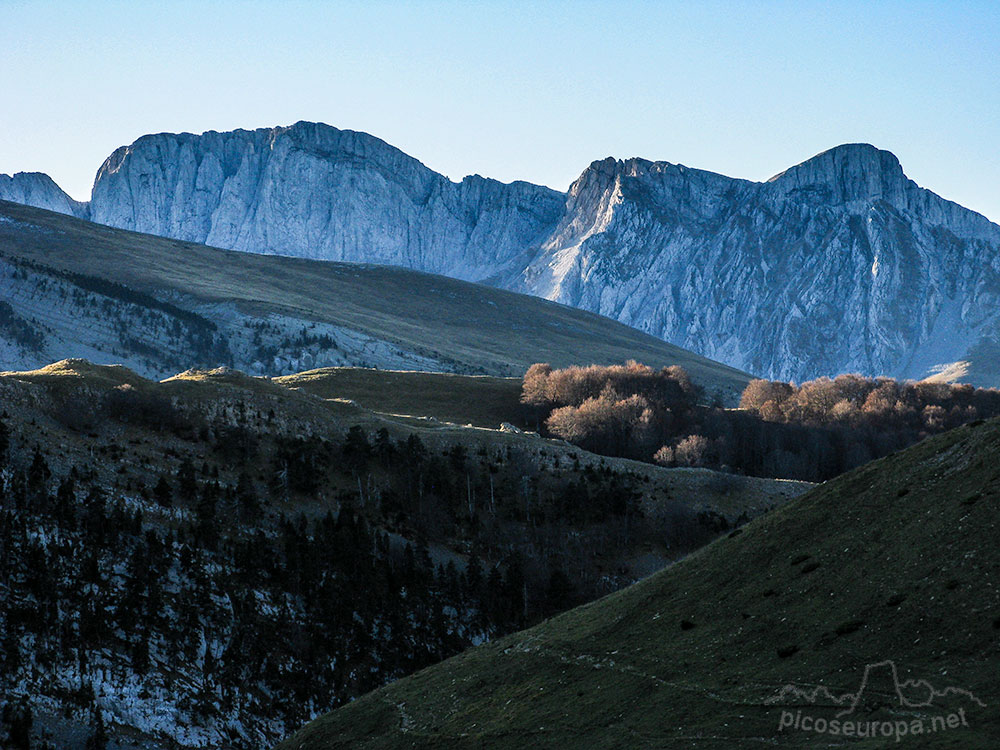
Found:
<box><xmin>0</xmin><ymin>416</ymin><xmax>10</xmax><ymax>466</ymax></box>
<box><xmin>177</xmin><ymin>458</ymin><xmax>198</xmax><ymax>502</ymax></box>
<box><xmin>55</xmin><ymin>477</ymin><xmax>77</xmax><ymax>527</ymax></box>
<box><xmin>153</xmin><ymin>475</ymin><xmax>173</xmax><ymax>508</ymax></box>
<box><xmin>132</xmin><ymin>634</ymin><xmax>151</xmax><ymax>675</ymax></box>
<box><xmin>84</xmin><ymin>708</ymin><xmax>107</xmax><ymax>750</ymax></box>
<box><xmin>27</xmin><ymin>448</ymin><xmax>50</xmax><ymax>496</ymax></box>
<box><xmin>545</xmin><ymin>567</ymin><xmax>576</xmax><ymax>615</ymax></box>
<box><xmin>5</xmin><ymin>699</ymin><xmax>32</xmax><ymax>750</ymax></box>
<box><xmin>236</xmin><ymin>471</ymin><xmax>259</xmax><ymax>517</ymax></box>
<box><xmin>374</xmin><ymin>428</ymin><xmax>395</xmax><ymax>463</ymax></box>
<box><xmin>343</xmin><ymin>426</ymin><xmax>371</xmax><ymax>474</ymax></box>
<box><xmin>465</xmin><ymin>553</ymin><xmax>483</xmax><ymax>600</ymax></box>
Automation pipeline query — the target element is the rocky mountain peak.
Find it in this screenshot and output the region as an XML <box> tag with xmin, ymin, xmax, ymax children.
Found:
<box><xmin>766</xmin><ymin>143</ymin><xmax>910</xmax><ymax>206</ymax></box>
<box><xmin>87</xmin><ymin>121</ymin><xmax>565</xmax><ymax>281</ymax></box>
<box><xmin>510</xmin><ymin>142</ymin><xmax>1000</xmax><ymax>385</ymax></box>
<box><xmin>0</xmin><ymin>171</ymin><xmax>89</xmax><ymax>218</ymax></box>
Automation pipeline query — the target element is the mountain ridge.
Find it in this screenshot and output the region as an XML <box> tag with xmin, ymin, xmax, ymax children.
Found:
<box><xmin>4</xmin><ymin>123</ymin><xmax>999</xmax><ymax>385</ymax></box>
<box><xmin>511</xmin><ymin>144</ymin><xmax>1000</xmax><ymax>383</ymax></box>
<box><xmin>86</xmin><ymin>121</ymin><xmax>566</xmax><ymax>282</ymax></box>
<box><xmin>0</xmin><ymin>171</ymin><xmax>89</xmax><ymax>218</ymax></box>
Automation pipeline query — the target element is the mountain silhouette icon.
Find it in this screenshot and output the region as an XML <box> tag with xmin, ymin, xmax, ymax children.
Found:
<box><xmin>767</xmin><ymin>660</ymin><xmax>986</xmax><ymax>718</ymax></box>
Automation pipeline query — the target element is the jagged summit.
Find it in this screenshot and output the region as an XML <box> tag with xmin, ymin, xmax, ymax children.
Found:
<box><xmin>767</xmin><ymin>143</ymin><xmax>910</xmax><ymax>205</ymax></box>
<box><xmin>98</xmin><ymin>120</ymin><xmax>431</xmax><ymax>180</ymax></box>
<box><xmin>510</xmin><ymin>142</ymin><xmax>1000</xmax><ymax>384</ymax></box>
<box><xmin>0</xmin><ymin>171</ymin><xmax>89</xmax><ymax>218</ymax></box>
<box><xmin>768</xmin><ymin>142</ymin><xmax>903</xmax><ymax>180</ymax></box>
<box><xmin>574</xmin><ymin>144</ymin><xmax>912</xmax><ymax>209</ymax></box>
<box><xmin>87</xmin><ymin>121</ymin><xmax>565</xmax><ymax>282</ymax></box>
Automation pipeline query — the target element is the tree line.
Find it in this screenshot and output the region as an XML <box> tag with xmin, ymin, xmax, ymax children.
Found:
<box><xmin>523</xmin><ymin>362</ymin><xmax>1000</xmax><ymax>481</ymax></box>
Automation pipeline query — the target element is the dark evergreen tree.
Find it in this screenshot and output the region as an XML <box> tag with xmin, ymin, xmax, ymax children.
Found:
<box><xmin>545</xmin><ymin>567</ymin><xmax>576</xmax><ymax>615</ymax></box>
<box><xmin>0</xmin><ymin>416</ymin><xmax>10</xmax><ymax>466</ymax></box>
<box><xmin>27</xmin><ymin>448</ymin><xmax>50</xmax><ymax>496</ymax></box>
<box><xmin>4</xmin><ymin>699</ymin><xmax>33</xmax><ymax>750</ymax></box>
<box><xmin>236</xmin><ymin>471</ymin><xmax>259</xmax><ymax>517</ymax></box>
<box><xmin>343</xmin><ymin>426</ymin><xmax>371</xmax><ymax>474</ymax></box>
<box><xmin>153</xmin><ymin>475</ymin><xmax>173</xmax><ymax>508</ymax></box>
<box><xmin>177</xmin><ymin>458</ymin><xmax>198</xmax><ymax>502</ymax></box>
<box><xmin>83</xmin><ymin>708</ymin><xmax>106</xmax><ymax>750</ymax></box>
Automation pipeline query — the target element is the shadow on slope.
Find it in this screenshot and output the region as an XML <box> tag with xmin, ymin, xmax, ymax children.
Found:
<box><xmin>0</xmin><ymin>200</ymin><xmax>751</xmax><ymax>399</ymax></box>
<box><xmin>275</xmin><ymin>368</ymin><xmax>527</xmax><ymax>430</ymax></box>
<box><xmin>280</xmin><ymin>418</ymin><xmax>1000</xmax><ymax>749</ymax></box>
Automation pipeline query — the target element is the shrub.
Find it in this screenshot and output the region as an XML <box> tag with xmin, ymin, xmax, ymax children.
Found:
<box><xmin>739</xmin><ymin>379</ymin><xmax>793</xmax><ymax>411</ymax></box>
<box><xmin>673</xmin><ymin>435</ymin><xmax>711</xmax><ymax>467</ymax></box>
<box><xmin>653</xmin><ymin>445</ymin><xmax>674</xmax><ymax>466</ymax></box>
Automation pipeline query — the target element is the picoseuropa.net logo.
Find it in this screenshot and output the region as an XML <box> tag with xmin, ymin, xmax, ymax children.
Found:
<box><xmin>767</xmin><ymin>660</ymin><xmax>985</xmax><ymax>742</ymax></box>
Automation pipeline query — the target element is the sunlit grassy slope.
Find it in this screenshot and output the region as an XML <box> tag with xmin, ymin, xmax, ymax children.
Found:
<box><xmin>279</xmin><ymin>419</ymin><xmax>1000</xmax><ymax>749</ymax></box>
<box><xmin>275</xmin><ymin>368</ymin><xmax>527</xmax><ymax>429</ymax></box>
<box><xmin>0</xmin><ymin>200</ymin><xmax>751</xmax><ymax>397</ymax></box>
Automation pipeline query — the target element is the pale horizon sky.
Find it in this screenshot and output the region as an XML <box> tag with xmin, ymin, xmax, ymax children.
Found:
<box><xmin>2</xmin><ymin>0</ymin><xmax>998</xmax><ymax>222</ymax></box>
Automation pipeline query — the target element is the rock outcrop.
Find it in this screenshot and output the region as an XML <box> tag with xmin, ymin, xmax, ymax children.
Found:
<box><xmin>0</xmin><ymin>172</ymin><xmax>88</xmax><ymax>218</ymax></box>
<box><xmin>88</xmin><ymin>121</ymin><xmax>565</xmax><ymax>281</ymax></box>
<box><xmin>508</xmin><ymin>144</ymin><xmax>1000</xmax><ymax>383</ymax></box>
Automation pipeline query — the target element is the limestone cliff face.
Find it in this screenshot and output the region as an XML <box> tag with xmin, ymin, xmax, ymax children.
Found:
<box><xmin>88</xmin><ymin>121</ymin><xmax>564</xmax><ymax>281</ymax></box>
<box><xmin>508</xmin><ymin>144</ymin><xmax>1000</xmax><ymax>383</ymax></box>
<box><xmin>8</xmin><ymin>127</ymin><xmax>1000</xmax><ymax>384</ymax></box>
<box><xmin>0</xmin><ymin>172</ymin><xmax>88</xmax><ymax>218</ymax></box>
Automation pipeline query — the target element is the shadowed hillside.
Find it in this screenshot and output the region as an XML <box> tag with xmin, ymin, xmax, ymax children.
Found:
<box><xmin>0</xmin><ymin>200</ymin><xmax>751</xmax><ymax>400</ymax></box>
<box><xmin>280</xmin><ymin>418</ymin><xmax>1000</xmax><ymax>749</ymax></box>
<box><xmin>0</xmin><ymin>359</ymin><xmax>803</xmax><ymax>749</ymax></box>
<box><xmin>275</xmin><ymin>368</ymin><xmax>527</xmax><ymax>430</ymax></box>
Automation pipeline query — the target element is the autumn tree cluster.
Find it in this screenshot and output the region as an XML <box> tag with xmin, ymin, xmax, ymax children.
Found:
<box><xmin>523</xmin><ymin>363</ymin><xmax>1000</xmax><ymax>481</ymax></box>
<box><xmin>521</xmin><ymin>361</ymin><xmax>701</xmax><ymax>457</ymax></box>
<box><xmin>740</xmin><ymin>374</ymin><xmax>1000</xmax><ymax>432</ymax></box>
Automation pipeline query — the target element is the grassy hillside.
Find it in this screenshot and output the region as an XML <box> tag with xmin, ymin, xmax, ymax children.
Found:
<box><xmin>280</xmin><ymin>419</ymin><xmax>1000</xmax><ymax>749</ymax></box>
<box><xmin>0</xmin><ymin>358</ymin><xmax>803</xmax><ymax>749</ymax></box>
<box><xmin>1</xmin><ymin>359</ymin><xmax>803</xmax><ymax>526</ymax></box>
<box><xmin>275</xmin><ymin>368</ymin><xmax>528</xmax><ymax>429</ymax></box>
<box><xmin>0</xmin><ymin>200</ymin><xmax>751</xmax><ymax>398</ymax></box>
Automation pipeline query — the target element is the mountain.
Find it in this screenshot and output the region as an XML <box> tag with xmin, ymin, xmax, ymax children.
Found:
<box><xmin>279</xmin><ymin>415</ymin><xmax>1000</xmax><ymax>749</ymax></box>
<box><xmin>0</xmin><ymin>171</ymin><xmax>88</xmax><ymax>218</ymax></box>
<box><xmin>511</xmin><ymin>144</ymin><xmax>1000</xmax><ymax>385</ymax></box>
<box><xmin>88</xmin><ymin>122</ymin><xmax>565</xmax><ymax>282</ymax></box>
<box><xmin>0</xmin><ymin>358</ymin><xmax>807</xmax><ymax>749</ymax></box>
<box><xmin>0</xmin><ymin>199</ymin><xmax>751</xmax><ymax>400</ymax></box>
<box><xmin>7</xmin><ymin>125</ymin><xmax>1000</xmax><ymax>385</ymax></box>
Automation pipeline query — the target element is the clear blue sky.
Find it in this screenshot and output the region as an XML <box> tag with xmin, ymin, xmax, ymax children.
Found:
<box><xmin>2</xmin><ymin>0</ymin><xmax>998</xmax><ymax>222</ymax></box>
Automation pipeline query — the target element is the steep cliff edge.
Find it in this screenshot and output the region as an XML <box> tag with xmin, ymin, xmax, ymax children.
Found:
<box><xmin>511</xmin><ymin>144</ymin><xmax>1000</xmax><ymax>383</ymax></box>
<box><xmin>88</xmin><ymin>121</ymin><xmax>565</xmax><ymax>281</ymax></box>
